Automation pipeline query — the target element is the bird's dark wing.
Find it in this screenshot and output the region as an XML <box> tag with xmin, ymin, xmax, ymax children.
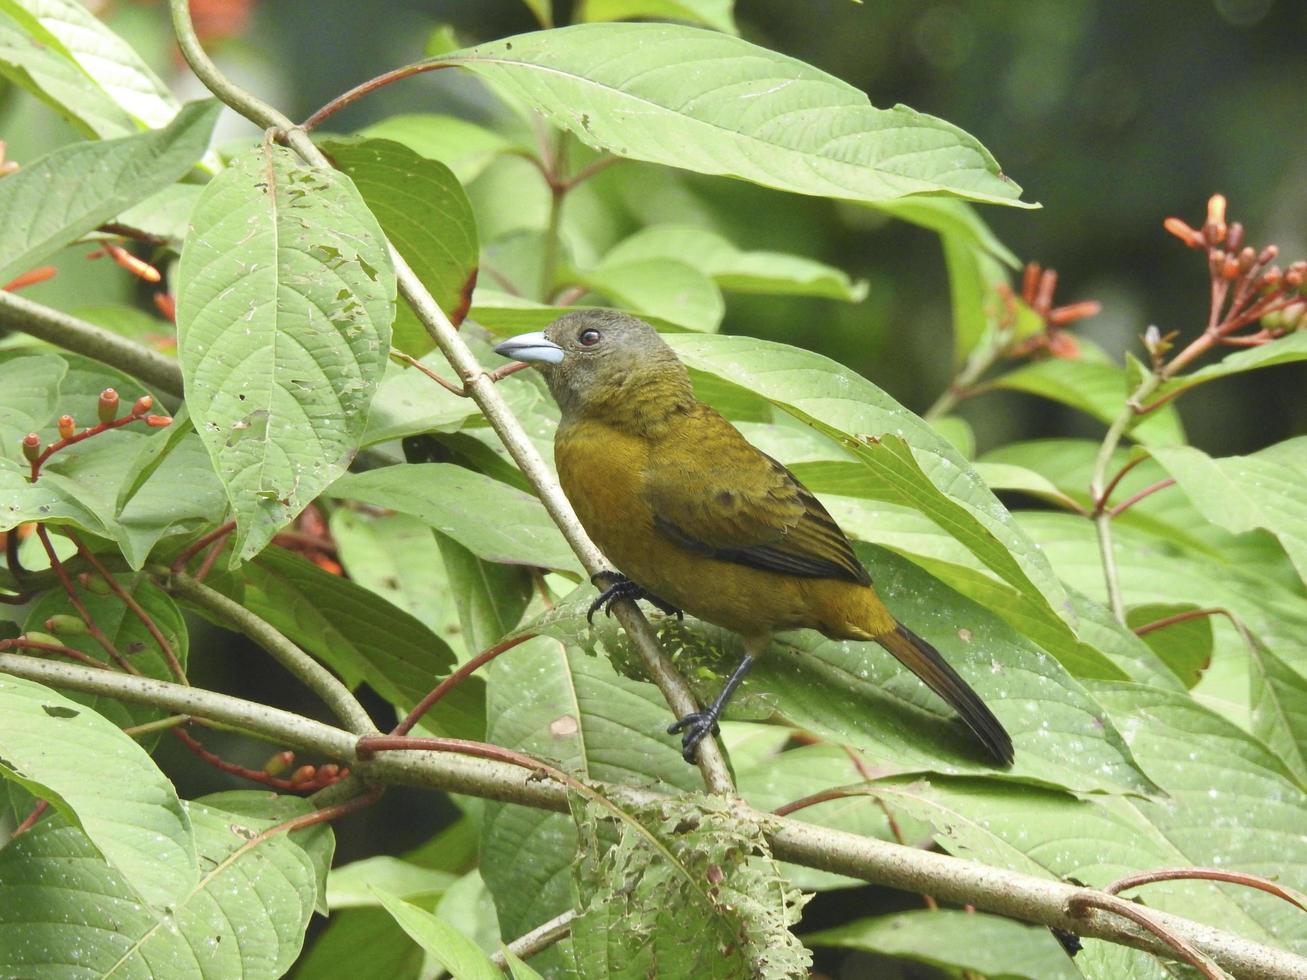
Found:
<box><xmin>644</xmin><ymin>405</ymin><xmax>869</xmax><ymax>585</ymax></box>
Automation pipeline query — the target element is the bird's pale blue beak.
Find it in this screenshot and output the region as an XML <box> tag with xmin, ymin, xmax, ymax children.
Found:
<box><xmin>493</xmin><ymin>331</ymin><xmax>565</xmax><ymax>365</ymax></box>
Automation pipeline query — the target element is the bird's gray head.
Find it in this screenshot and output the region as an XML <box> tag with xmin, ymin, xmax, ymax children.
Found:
<box><xmin>493</xmin><ymin>310</ymin><xmax>693</xmax><ymax>423</ymax></box>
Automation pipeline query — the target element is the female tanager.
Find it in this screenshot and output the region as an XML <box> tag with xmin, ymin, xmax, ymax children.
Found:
<box><xmin>494</xmin><ymin>310</ymin><xmax>1013</xmax><ymax>767</ymax></box>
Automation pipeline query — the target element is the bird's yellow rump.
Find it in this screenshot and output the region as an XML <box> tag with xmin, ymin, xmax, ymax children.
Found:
<box><xmin>495</xmin><ymin>311</ymin><xmax>1012</xmax><ymax>767</ymax></box>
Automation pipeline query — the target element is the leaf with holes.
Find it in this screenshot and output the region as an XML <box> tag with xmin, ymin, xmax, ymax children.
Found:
<box><xmin>440</xmin><ymin>23</ymin><xmax>1027</xmax><ymax>207</ymax></box>
<box><xmin>320</xmin><ymin>137</ymin><xmax>479</xmax><ymax>356</ymax></box>
<box><xmin>177</xmin><ymin>142</ymin><xmax>396</xmax><ymax>562</ymax></box>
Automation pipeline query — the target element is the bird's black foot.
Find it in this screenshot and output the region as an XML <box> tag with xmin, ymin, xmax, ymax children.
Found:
<box><xmin>667</xmin><ymin>711</ymin><xmax>721</xmax><ymax>763</ymax></box>
<box><xmin>587</xmin><ymin>573</ymin><xmax>684</xmax><ymax>624</ymax></box>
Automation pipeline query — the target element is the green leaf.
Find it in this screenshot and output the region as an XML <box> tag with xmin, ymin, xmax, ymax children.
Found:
<box><xmin>807</xmin><ymin>909</ymin><xmax>1079</xmax><ymax>980</ymax></box>
<box><xmin>292</xmin><ymin>906</ymin><xmax>424</xmax><ymax>980</ymax></box>
<box><xmin>329</xmin><ymin>463</ymin><xmax>582</xmax><ymax>575</ymax></box>
<box><xmin>0</xmin><ymin>98</ymin><xmax>219</xmax><ymax>286</ymax></box>
<box><xmin>441</xmin><ymin>23</ymin><xmax>1028</xmax><ymax>207</ymax></box>
<box><xmin>24</xmin><ymin>570</ymin><xmax>188</xmax><ymax>730</ymax></box>
<box><xmin>576</xmin><ymin>0</ymin><xmax>737</xmax><ymax>34</ymax></box>
<box><xmin>503</xmin><ymin>946</ymin><xmax>545</xmax><ymax>980</ymax></box>
<box><xmin>0</xmin><ymin>354</ymin><xmax>66</xmax><ymax>461</ymax></box>
<box><xmin>0</xmin><ymin>799</ymin><xmax>319</xmax><ymax>978</ymax></box>
<box><xmin>436</xmin><ymin>531</ymin><xmax>533</xmax><ymax>657</ymax></box>
<box><xmin>372</xmin><ymin>888</ymin><xmax>501</xmax><ymax>980</ymax></box>
<box><xmin>972</xmin><ymin>460</ymin><xmax>1086</xmax><ymax>514</ymax></box>
<box><xmin>601</xmin><ymin>224</ymin><xmax>867</xmax><ymax>302</ymax></box>
<box><xmin>113</xmin><ymin>182</ymin><xmax>204</xmax><ymax>245</ymax></box>
<box><xmin>1125</xmin><ymin>603</ymin><xmax>1213</xmax><ymax>688</ymax></box>
<box><xmin>1250</xmin><ymin>643</ymin><xmax>1307</xmax><ymax>787</ymax></box>
<box><xmin>871</xmin><ymin>197</ymin><xmax>1019</xmax><ymax>267</ymax></box>
<box><xmin>358</xmin><ymin>113</ymin><xmax>517</xmax><ymax>184</ymax></box>
<box><xmin>667</xmin><ymin>333</ymin><xmax>1074</xmax><ymax>633</ymax></box>
<box><xmin>990</xmin><ymin>359</ymin><xmax>1185</xmax><ymax>447</ymax></box>
<box><xmin>574</xmin><ymin>256</ymin><xmax>724</xmax><ymax>331</ymax></box>
<box><xmin>176</xmin><ymin>142</ymin><xmax>396</xmax><ymax>562</ymax></box>
<box><xmin>727</xmin><ymin>544</ymin><xmax>1150</xmax><ymax>793</ymax></box>
<box><xmin>1150</xmin><ymin>439</ymin><xmax>1307</xmax><ymax>587</ymax></box>
<box><xmin>328</xmin><ymin>856</ymin><xmax>457</xmax><ymax>909</ymax></box>
<box><xmin>0</xmin><ymin>7</ymin><xmax>134</xmax><ymax>137</ymax></box>
<box><xmin>0</xmin><ymin>455</ymin><xmax>110</xmax><ymax>535</ymax></box>
<box><xmin>319</xmin><ymin>136</ymin><xmax>479</xmax><ymax>355</ymax></box>
<box><xmin>202</xmin><ymin>548</ymin><xmax>471</xmax><ymax>736</ymax></box>
<box><xmin>519</xmin><ymin>0</ymin><xmax>553</xmax><ymax>28</ymax></box>
<box><xmin>0</xmin><ymin>674</ymin><xmax>196</xmax><ymax>906</ymax></box>
<box><xmin>1156</xmin><ymin>330</ymin><xmax>1307</xmax><ymax>401</ymax></box>
<box><xmin>0</xmin><ymin>0</ymin><xmax>180</xmax><ymax>128</ymax></box>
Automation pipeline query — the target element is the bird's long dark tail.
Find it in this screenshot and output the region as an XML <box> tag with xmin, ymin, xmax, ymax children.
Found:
<box><xmin>873</xmin><ymin>623</ymin><xmax>1014</xmax><ymax>767</ymax></box>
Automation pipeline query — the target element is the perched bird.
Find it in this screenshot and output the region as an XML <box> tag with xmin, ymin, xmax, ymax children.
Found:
<box><xmin>494</xmin><ymin>311</ymin><xmax>1013</xmax><ymax>767</ymax></box>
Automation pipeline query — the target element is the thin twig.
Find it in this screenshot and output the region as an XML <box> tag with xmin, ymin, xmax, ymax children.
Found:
<box><xmin>1132</xmin><ymin>607</ymin><xmax>1225</xmax><ymax>638</ymax></box>
<box><xmin>11</xmin><ymin>799</ymin><xmax>49</xmax><ymax>837</ymax></box>
<box><xmin>1107</xmin><ymin>478</ymin><xmax>1176</xmax><ymax>518</ymax></box>
<box><xmin>392</xmin><ymin>634</ymin><xmax>533</xmax><ymax>737</ymax></box>
<box><xmin>70</xmin><ymin>533</ymin><xmax>186</xmax><ymax>684</ymax></box>
<box><xmin>0</xmin><ymin>636</ymin><xmax>111</xmax><ymax>670</ymax></box>
<box><xmin>1096</xmin><ymin>453</ymin><xmax>1148</xmax><ymax>512</ymax></box>
<box><xmin>172</xmin><ymin>726</ymin><xmax>348</xmax><ymax>793</ymax></box>
<box><xmin>1105</xmin><ymin>867</ymin><xmax>1307</xmax><ymax>913</ymax></box>
<box><xmin>489</xmin><ymin>911</ymin><xmax>575</xmax><ymax>968</ymax></box>
<box><xmin>171</xmin><ymin>521</ymin><xmax>236</xmax><ymax>573</ymax></box>
<box><xmin>35</xmin><ymin>525</ymin><xmax>137</xmax><ymax>674</ymax></box>
<box><xmin>1067</xmin><ymin>892</ymin><xmax>1230</xmax><ymax>979</ymax></box>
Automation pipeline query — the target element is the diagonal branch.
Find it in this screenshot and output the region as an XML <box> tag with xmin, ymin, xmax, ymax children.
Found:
<box><xmin>3</xmin><ymin>651</ymin><xmax>1307</xmax><ymax>980</ymax></box>
<box><xmin>166</xmin><ymin>0</ymin><xmax>734</xmax><ymax>796</ymax></box>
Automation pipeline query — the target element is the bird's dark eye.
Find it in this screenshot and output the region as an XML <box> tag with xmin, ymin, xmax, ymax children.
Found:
<box><xmin>578</xmin><ymin>328</ymin><xmax>602</xmax><ymax>347</ymax></box>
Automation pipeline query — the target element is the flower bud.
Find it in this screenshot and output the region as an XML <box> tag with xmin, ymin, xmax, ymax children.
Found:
<box><xmin>1258</xmin><ymin>245</ymin><xmax>1279</xmax><ymax>266</ymax></box>
<box><xmin>45</xmin><ymin>614</ymin><xmax>87</xmax><ymax>635</ymax></box>
<box><xmin>131</xmin><ymin>394</ymin><xmax>153</xmax><ymax>417</ymax></box>
<box><xmin>21</xmin><ymin>432</ymin><xmax>40</xmax><ymax>463</ymax></box>
<box><xmin>263</xmin><ymin>750</ymin><xmax>295</xmax><ymax>776</ymax></box>
<box><xmin>317</xmin><ymin>763</ymin><xmax>340</xmax><ymax>781</ymax></box>
<box><xmin>145</xmin><ymin>414</ymin><xmax>173</xmax><ymax>428</ymax></box>
<box><xmin>1238</xmin><ymin>247</ymin><xmax>1256</xmax><ymax>272</ymax></box>
<box><xmin>290</xmin><ymin>765</ymin><xmax>317</xmax><ymax>786</ymax></box>
<box><xmin>82</xmin><ymin>575</ymin><xmax>113</xmax><ymax>596</ymax></box>
<box><xmin>1163</xmin><ymin>217</ymin><xmax>1204</xmax><ymax>249</ymax></box>
<box><xmin>57</xmin><ymin>415</ymin><xmax>75</xmax><ymax>440</ymax></box>
<box><xmin>1204</xmin><ymin>193</ymin><xmax>1227</xmax><ymax>245</ymax></box>
<box><xmin>21</xmin><ymin>631</ymin><xmax>62</xmax><ymax>648</ymax></box>
<box><xmin>1226</xmin><ymin>222</ymin><xmax>1244</xmax><ymax>252</ymax></box>
<box><xmin>97</xmin><ymin>388</ymin><xmax>119</xmax><ymax>424</ymax></box>
<box><xmin>1221</xmin><ymin>256</ymin><xmax>1240</xmax><ymax>280</ymax></box>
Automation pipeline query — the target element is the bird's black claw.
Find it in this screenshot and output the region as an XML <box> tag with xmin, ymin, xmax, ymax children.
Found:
<box><xmin>667</xmin><ymin>711</ymin><xmax>720</xmax><ymax>763</ymax></box>
<box><xmin>586</xmin><ymin>575</ymin><xmax>684</xmax><ymax>625</ymax></box>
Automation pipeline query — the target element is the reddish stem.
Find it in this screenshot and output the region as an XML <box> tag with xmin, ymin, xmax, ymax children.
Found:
<box><xmin>35</xmin><ymin>525</ymin><xmax>136</xmax><ymax>674</ymax></box>
<box><xmin>772</xmin><ymin>787</ymin><xmax>863</xmax><ymax>817</ymax></box>
<box><xmin>1132</xmin><ymin>607</ymin><xmax>1225</xmax><ymax>637</ymax></box>
<box><xmin>30</xmin><ymin>413</ymin><xmax>149</xmax><ymax>481</ymax></box>
<box><xmin>171</xmin><ymin>521</ymin><xmax>236</xmax><ymax>573</ymax></box>
<box><xmin>392</xmin><ymin>633</ymin><xmax>533</xmax><ymax>737</ymax></box>
<box><xmin>1107</xmin><ymin>478</ymin><xmax>1175</xmax><ymax>518</ymax></box>
<box><xmin>1106</xmin><ymin>867</ymin><xmax>1306</xmax><ymax>912</ymax></box>
<box><xmin>0</xmin><ymin>636</ymin><xmax>109</xmax><ymax>670</ymax></box>
<box><xmin>70</xmin><ymin>532</ymin><xmax>186</xmax><ymax>684</ymax></box>
<box><xmin>303</xmin><ymin>63</ymin><xmax>452</xmax><ymax>131</ymax></box>
<box><xmin>1067</xmin><ymin>893</ymin><xmax>1224</xmax><ymax>979</ymax></box>
<box><xmin>1095</xmin><ymin>454</ymin><xmax>1148</xmax><ymax>513</ymax></box>
<box><xmin>11</xmin><ymin>799</ymin><xmax>50</xmax><ymax>837</ymax></box>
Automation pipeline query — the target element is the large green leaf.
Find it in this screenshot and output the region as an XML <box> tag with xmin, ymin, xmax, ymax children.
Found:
<box><xmin>0</xmin><ymin>99</ymin><xmax>219</xmax><ymax>285</ymax></box>
<box><xmin>329</xmin><ymin>463</ymin><xmax>582</xmax><ymax>575</ymax></box>
<box><xmin>0</xmin><ymin>6</ymin><xmax>134</xmax><ymax>136</ymax></box>
<box><xmin>601</xmin><ymin>224</ymin><xmax>867</xmax><ymax>302</ymax></box>
<box><xmin>1150</xmin><ymin>438</ymin><xmax>1307</xmax><ymax>587</ymax></box>
<box><xmin>576</xmin><ymin>0</ymin><xmax>737</xmax><ymax>34</ymax></box>
<box><xmin>436</xmin><ymin>531</ymin><xmax>534</xmax><ymax>658</ymax></box>
<box><xmin>176</xmin><ymin>142</ymin><xmax>396</xmax><ymax>562</ymax></box>
<box><xmin>291</xmin><ymin>906</ymin><xmax>424</xmax><ymax>980</ymax></box>
<box><xmin>0</xmin><ymin>798</ymin><xmax>320</xmax><ymax>978</ymax></box>
<box><xmin>0</xmin><ymin>674</ymin><xmax>196</xmax><ymax>906</ymax></box>
<box><xmin>667</xmin><ymin>333</ymin><xmax>1073</xmax><ymax>634</ymax></box>
<box><xmin>807</xmin><ymin>909</ymin><xmax>1079</xmax><ymax>980</ymax></box>
<box><xmin>990</xmin><ymin>359</ymin><xmax>1185</xmax><ymax>447</ymax></box>
<box><xmin>0</xmin><ymin>0</ymin><xmax>180</xmax><ymax>128</ymax></box>
<box><xmin>319</xmin><ymin>136</ymin><xmax>479</xmax><ymax>356</ymax></box>
<box><xmin>441</xmin><ymin>23</ymin><xmax>1027</xmax><ymax>207</ymax></box>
